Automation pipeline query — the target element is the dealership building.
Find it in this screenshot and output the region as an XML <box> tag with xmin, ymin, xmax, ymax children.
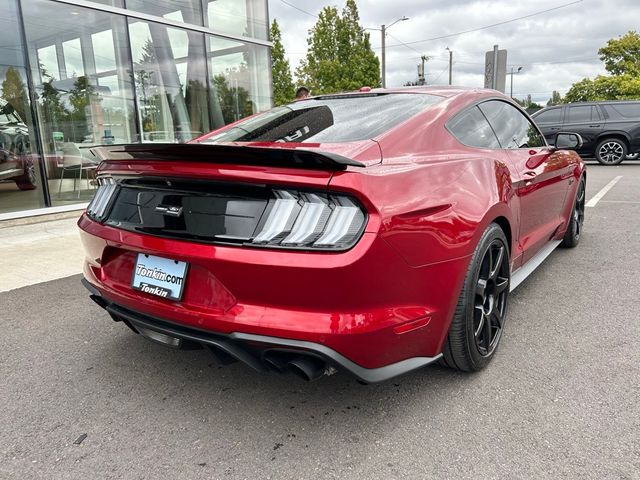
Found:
<box><xmin>0</xmin><ymin>0</ymin><xmax>272</xmax><ymax>219</ymax></box>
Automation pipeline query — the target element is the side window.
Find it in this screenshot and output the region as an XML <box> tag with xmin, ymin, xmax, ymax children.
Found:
<box><xmin>447</xmin><ymin>106</ymin><xmax>500</xmax><ymax>149</ymax></box>
<box><xmin>592</xmin><ymin>106</ymin><xmax>602</xmax><ymax>121</ymax></box>
<box><xmin>566</xmin><ymin>105</ymin><xmax>591</xmax><ymax>123</ymax></box>
<box><xmin>479</xmin><ymin>100</ymin><xmax>545</xmax><ymax>149</ymax></box>
<box><xmin>606</xmin><ymin>103</ymin><xmax>640</xmax><ymax>118</ymax></box>
<box><xmin>534</xmin><ymin>108</ymin><xmax>562</xmax><ymax>124</ymax></box>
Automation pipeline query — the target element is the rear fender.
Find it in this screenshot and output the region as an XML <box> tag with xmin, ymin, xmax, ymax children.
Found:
<box><xmin>330</xmin><ymin>154</ymin><xmax>517</xmax><ymax>268</ymax></box>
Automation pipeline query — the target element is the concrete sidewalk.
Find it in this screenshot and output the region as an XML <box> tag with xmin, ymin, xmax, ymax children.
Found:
<box><xmin>0</xmin><ymin>215</ymin><xmax>84</xmax><ymax>292</ymax></box>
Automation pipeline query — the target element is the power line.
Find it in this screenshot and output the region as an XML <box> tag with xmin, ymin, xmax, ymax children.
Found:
<box><xmin>428</xmin><ymin>64</ymin><xmax>452</xmax><ymax>84</ymax></box>
<box><xmin>516</xmin><ymin>56</ymin><xmax>600</xmax><ymax>67</ymax></box>
<box><xmin>386</xmin><ymin>33</ymin><xmax>423</xmax><ymax>56</ymax></box>
<box><xmin>277</xmin><ymin>0</ymin><xmax>318</xmax><ymax>19</ymax></box>
<box><xmin>380</xmin><ymin>0</ymin><xmax>584</xmax><ymax>49</ymax></box>
<box><xmin>278</xmin><ymin>0</ymin><xmax>589</xmax><ymax>72</ymax></box>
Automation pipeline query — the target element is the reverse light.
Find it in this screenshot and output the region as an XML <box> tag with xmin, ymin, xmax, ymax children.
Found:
<box><xmin>86</xmin><ymin>176</ymin><xmax>118</xmax><ymax>222</ymax></box>
<box><xmin>251</xmin><ymin>190</ymin><xmax>366</xmax><ymax>251</ymax></box>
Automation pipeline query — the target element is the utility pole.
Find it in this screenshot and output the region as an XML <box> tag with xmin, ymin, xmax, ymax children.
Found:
<box><xmin>446</xmin><ymin>47</ymin><xmax>453</xmax><ymax>85</ymax></box>
<box><xmin>418</xmin><ymin>55</ymin><xmax>428</xmax><ymax>85</ymax></box>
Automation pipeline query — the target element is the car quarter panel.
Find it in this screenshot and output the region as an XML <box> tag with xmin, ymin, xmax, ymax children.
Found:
<box><xmin>329</xmin><ymin>153</ymin><xmax>518</xmax><ymax>269</ymax></box>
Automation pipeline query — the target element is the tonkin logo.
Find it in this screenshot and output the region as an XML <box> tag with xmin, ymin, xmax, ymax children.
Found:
<box><xmin>155</xmin><ymin>205</ymin><xmax>183</xmax><ymax>217</ymax></box>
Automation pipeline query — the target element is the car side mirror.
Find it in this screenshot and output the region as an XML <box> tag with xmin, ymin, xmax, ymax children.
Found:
<box><xmin>554</xmin><ymin>132</ymin><xmax>583</xmax><ymax>150</ymax></box>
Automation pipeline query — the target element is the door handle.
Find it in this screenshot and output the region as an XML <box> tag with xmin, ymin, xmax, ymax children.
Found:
<box><xmin>550</xmin><ymin>127</ymin><xmax>560</xmax><ymax>130</ymax></box>
<box><xmin>589</xmin><ymin>124</ymin><xmax>601</xmax><ymax>127</ymax></box>
<box><xmin>524</xmin><ymin>171</ymin><xmax>537</xmax><ymax>178</ymax></box>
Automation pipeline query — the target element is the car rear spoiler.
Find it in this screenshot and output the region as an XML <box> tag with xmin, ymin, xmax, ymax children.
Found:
<box><xmin>89</xmin><ymin>143</ymin><xmax>366</xmax><ymax>170</ymax></box>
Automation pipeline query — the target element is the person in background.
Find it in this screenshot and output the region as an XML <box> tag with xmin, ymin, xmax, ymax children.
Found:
<box><xmin>295</xmin><ymin>86</ymin><xmax>310</xmax><ymax>100</ymax></box>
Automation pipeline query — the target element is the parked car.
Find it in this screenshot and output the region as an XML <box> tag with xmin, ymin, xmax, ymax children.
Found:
<box><xmin>0</xmin><ymin>110</ymin><xmax>37</xmax><ymax>190</ymax></box>
<box><xmin>532</xmin><ymin>100</ymin><xmax>640</xmax><ymax>165</ymax></box>
<box><xmin>78</xmin><ymin>88</ymin><xmax>585</xmax><ymax>383</ymax></box>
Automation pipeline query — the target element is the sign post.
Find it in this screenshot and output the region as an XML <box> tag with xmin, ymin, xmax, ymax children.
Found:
<box><xmin>484</xmin><ymin>45</ymin><xmax>507</xmax><ymax>93</ymax></box>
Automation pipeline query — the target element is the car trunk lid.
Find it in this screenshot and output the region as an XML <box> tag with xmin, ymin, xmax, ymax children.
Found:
<box><xmin>87</xmin><ymin>141</ymin><xmax>379</xmax><ymax>247</ymax></box>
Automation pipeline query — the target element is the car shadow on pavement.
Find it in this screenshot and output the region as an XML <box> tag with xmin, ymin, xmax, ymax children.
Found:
<box><xmin>89</xmin><ymin>326</ymin><xmax>480</xmax><ymax>440</ymax></box>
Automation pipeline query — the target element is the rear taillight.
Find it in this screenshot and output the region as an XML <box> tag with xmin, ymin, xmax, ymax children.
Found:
<box><xmin>251</xmin><ymin>189</ymin><xmax>366</xmax><ymax>251</ymax></box>
<box><xmin>86</xmin><ymin>176</ymin><xmax>118</xmax><ymax>222</ymax></box>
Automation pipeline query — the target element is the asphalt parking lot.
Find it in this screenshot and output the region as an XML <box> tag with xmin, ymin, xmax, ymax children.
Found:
<box><xmin>1</xmin><ymin>162</ymin><xmax>639</xmax><ymax>480</ymax></box>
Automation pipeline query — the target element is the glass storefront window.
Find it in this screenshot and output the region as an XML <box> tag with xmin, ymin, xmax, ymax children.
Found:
<box><xmin>84</xmin><ymin>0</ymin><xmax>124</xmax><ymax>6</ymax></box>
<box><xmin>208</xmin><ymin>37</ymin><xmax>271</xmax><ymax>128</ymax></box>
<box><xmin>129</xmin><ymin>20</ymin><xmax>210</xmax><ymax>143</ymax></box>
<box><xmin>204</xmin><ymin>0</ymin><xmax>269</xmax><ymax>41</ymax></box>
<box><xmin>0</xmin><ymin>0</ymin><xmax>45</xmax><ymax>215</ymax></box>
<box><xmin>62</xmin><ymin>39</ymin><xmax>84</xmax><ymax>78</ymax></box>
<box><xmin>22</xmin><ymin>0</ymin><xmax>137</xmax><ymax>205</ymax></box>
<box><xmin>1</xmin><ymin>0</ymin><xmax>272</xmax><ymax>217</ymax></box>
<box><xmin>125</xmin><ymin>0</ymin><xmax>203</xmax><ymax>26</ymax></box>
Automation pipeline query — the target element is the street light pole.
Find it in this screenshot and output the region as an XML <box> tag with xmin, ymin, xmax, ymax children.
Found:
<box><xmin>509</xmin><ymin>66</ymin><xmax>523</xmax><ymax>98</ymax></box>
<box><xmin>381</xmin><ymin>24</ymin><xmax>386</xmax><ymax>88</ymax></box>
<box><xmin>379</xmin><ymin>16</ymin><xmax>409</xmax><ymax>88</ymax></box>
<box><xmin>446</xmin><ymin>47</ymin><xmax>453</xmax><ymax>85</ymax></box>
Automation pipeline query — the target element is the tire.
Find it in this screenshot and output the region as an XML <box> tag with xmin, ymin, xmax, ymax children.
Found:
<box><xmin>560</xmin><ymin>176</ymin><xmax>585</xmax><ymax>248</ymax></box>
<box><xmin>441</xmin><ymin>223</ymin><xmax>510</xmax><ymax>372</ymax></box>
<box><xmin>595</xmin><ymin>138</ymin><xmax>627</xmax><ymax>165</ymax></box>
<box><xmin>14</xmin><ymin>163</ymin><xmax>37</xmax><ymax>191</ymax></box>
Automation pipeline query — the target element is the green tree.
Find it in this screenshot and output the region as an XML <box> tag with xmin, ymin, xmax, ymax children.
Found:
<box><xmin>296</xmin><ymin>0</ymin><xmax>380</xmax><ymax>94</ymax></box>
<box><xmin>1</xmin><ymin>67</ymin><xmax>29</xmax><ymax>121</ymax></box>
<box><xmin>564</xmin><ymin>31</ymin><xmax>640</xmax><ymax>102</ymax></box>
<box><xmin>38</xmin><ymin>68</ymin><xmax>70</xmax><ymax>146</ymax></box>
<box><xmin>212</xmin><ymin>74</ymin><xmax>252</xmax><ymax>124</ymax></box>
<box><xmin>547</xmin><ymin>90</ymin><xmax>562</xmax><ymax>106</ymax></box>
<box><xmin>598</xmin><ymin>31</ymin><xmax>640</xmax><ymax>76</ymax></box>
<box><xmin>131</xmin><ymin>39</ymin><xmax>160</xmax><ymax>133</ymax></box>
<box><xmin>565</xmin><ymin>75</ymin><xmax>640</xmax><ymax>102</ymax></box>
<box><xmin>270</xmin><ymin>19</ymin><xmax>294</xmax><ymax>105</ymax></box>
<box><xmin>68</xmin><ymin>75</ymin><xmax>100</xmax><ymax>142</ymax></box>
<box><xmin>514</xmin><ymin>94</ymin><xmax>543</xmax><ymax>111</ymax></box>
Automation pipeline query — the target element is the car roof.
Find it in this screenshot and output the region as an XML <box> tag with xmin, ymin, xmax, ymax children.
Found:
<box><xmin>311</xmin><ymin>86</ymin><xmax>502</xmax><ymax>100</ymax></box>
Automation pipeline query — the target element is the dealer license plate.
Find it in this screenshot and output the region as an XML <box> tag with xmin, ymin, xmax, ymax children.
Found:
<box><xmin>132</xmin><ymin>254</ymin><xmax>188</xmax><ymax>301</ymax></box>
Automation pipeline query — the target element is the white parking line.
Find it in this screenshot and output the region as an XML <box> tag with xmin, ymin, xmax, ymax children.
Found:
<box><xmin>586</xmin><ymin>175</ymin><xmax>623</xmax><ymax>208</ymax></box>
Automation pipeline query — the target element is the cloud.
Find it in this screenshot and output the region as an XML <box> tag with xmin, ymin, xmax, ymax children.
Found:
<box><xmin>268</xmin><ymin>0</ymin><xmax>639</xmax><ymax>103</ymax></box>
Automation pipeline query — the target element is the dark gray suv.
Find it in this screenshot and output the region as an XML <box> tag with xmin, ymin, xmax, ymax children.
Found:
<box><xmin>532</xmin><ymin>101</ymin><xmax>640</xmax><ymax>165</ymax></box>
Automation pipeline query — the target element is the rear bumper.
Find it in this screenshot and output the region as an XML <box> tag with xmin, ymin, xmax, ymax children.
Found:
<box><xmin>79</xmin><ymin>213</ymin><xmax>470</xmax><ymax>372</ymax></box>
<box><xmin>83</xmin><ymin>279</ymin><xmax>441</xmax><ymax>383</ymax></box>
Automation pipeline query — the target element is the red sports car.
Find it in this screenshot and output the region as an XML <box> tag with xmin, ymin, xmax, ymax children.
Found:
<box><xmin>78</xmin><ymin>87</ymin><xmax>585</xmax><ymax>383</ymax></box>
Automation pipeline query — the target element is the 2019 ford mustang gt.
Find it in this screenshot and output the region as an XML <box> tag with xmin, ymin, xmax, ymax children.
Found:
<box><xmin>78</xmin><ymin>87</ymin><xmax>585</xmax><ymax>383</ymax></box>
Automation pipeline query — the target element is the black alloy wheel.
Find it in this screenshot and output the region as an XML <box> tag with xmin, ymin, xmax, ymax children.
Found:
<box><xmin>473</xmin><ymin>240</ymin><xmax>509</xmax><ymax>356</ymax></box>
<box><xmin>15</xmin><ymin>162</ymin><xmax>37</xmax><ymax>191</ymax></box>
<box><xmin>442</xmin><ymin>223</ymin><xmax>510</xmax><ymax>371</ymax></box>
<box><xmin>561</xmin><ymin>176</ymin><xmax>585</xmax><ymax>248</ymax></box>
<box><xmin>595</xmin><ymin>138</ymin><xmax>627</xmax><ymax>165</ymax></box>
<box><xmin>26</xmin><ymin>163</ymin><xmax>37</xmax><ymax>185</ymax></box>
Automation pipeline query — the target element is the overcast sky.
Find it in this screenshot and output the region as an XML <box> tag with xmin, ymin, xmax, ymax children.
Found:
<box><xmin>267</xmin><ymin>0</ymin><xmax>640</xmax><ymax>104</ymax></box>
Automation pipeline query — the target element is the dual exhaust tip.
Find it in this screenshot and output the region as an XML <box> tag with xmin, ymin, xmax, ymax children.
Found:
<box><xmin>263</xmin><ymin>353</ymin><xmax>330</xmax><ymax>382</ymax></box>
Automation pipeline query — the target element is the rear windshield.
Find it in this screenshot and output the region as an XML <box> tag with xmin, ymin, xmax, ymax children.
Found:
<box><xmin>202</xmin><ymin>93</ymin><xmax>443</xmax><ymax>144</ymax></box>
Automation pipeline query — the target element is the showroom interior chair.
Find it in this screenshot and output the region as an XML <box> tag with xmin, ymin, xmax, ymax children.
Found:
<box><xmin>57</xmin><ymin>142</ymin><xmax>98</xmax><ymax>199</ymax></box>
